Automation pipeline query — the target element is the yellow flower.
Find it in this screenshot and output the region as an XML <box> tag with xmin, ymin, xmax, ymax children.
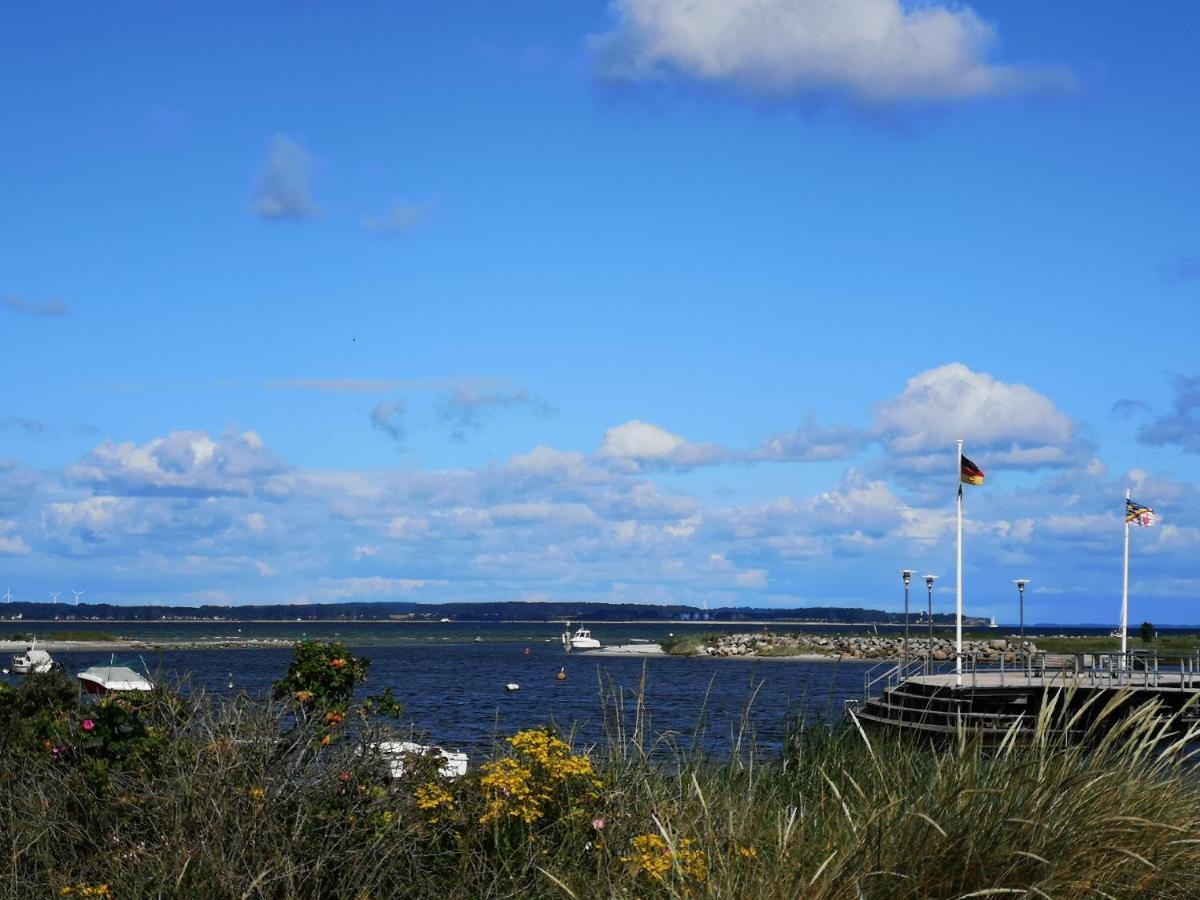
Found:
<box><xmin>478</xmin><ymin>728</ymin><xmax>601</xmax><ymax>827</ymax></box>
<box><xmin>676</xmin><ymin>839</ymin><xmax>707</xmax><ymax>883</ymax></box>
<box><xmin>60</xmin><ymin>887</ymin><xmax>111</xmax><ymax>899</ymax></box>
<box><xmin>738</xmin><ymin>845</ymin><xmax>758</xmax><ymax>860</ymax></box>
<box><xmin>249</xmin><ymin>786</ymin><xmax>266</xmax><ymax>801</ymax></box>
<box><xmin>479</xmin><ymin>757</ymin><xmax>540</xmax><ymax>825</ymax></box>
<box><xmin>415</xmin><ymin>782</ymin><xmax>455</xmax><ymax>824</ymax></box>
<box><xmin>622</xmin><ymin>833</ymin><xmax>672</xmax><ymax>882</ymax></box>
<box><xmin>622</xmin><ymin>833</ymin><xmax>707</xmax><ymax>884</ymax></box>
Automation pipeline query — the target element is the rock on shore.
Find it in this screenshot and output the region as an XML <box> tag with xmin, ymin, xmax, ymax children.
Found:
<box><xmin>692</xmin><ymin>633</ymin><xmax>1036</xmax><ymax>662</ymax></box>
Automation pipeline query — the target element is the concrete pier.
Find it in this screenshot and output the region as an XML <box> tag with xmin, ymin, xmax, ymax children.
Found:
<box><xmin>849</xmin><ymin>652</ymin><xmax>1200</xmax><ymax>742</ymax></box>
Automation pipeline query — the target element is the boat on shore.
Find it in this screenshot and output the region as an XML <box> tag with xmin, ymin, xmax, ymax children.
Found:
<box><xmin>561</xmin><ymin>622</ymin><xmax>601</xmax><ymax>653</ymax></box>
<box><xmin>374</xmin><ymin>741</ymin><xmax>469</xmax><ymax>779</ymax></box>
<box><xmin>10</xmin><ymin>639</ymin><xmax>60</xmax><ymax>675</ymax></box>
<box><xmin>76</xmin><ymin>657</ymin><xmax>153</xmax><ymax>695</ymax></box>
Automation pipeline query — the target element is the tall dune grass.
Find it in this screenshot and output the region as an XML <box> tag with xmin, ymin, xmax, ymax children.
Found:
<box><xmin>2</xmin><ymin>671</ymin><xmax>1200</xmax><ymax>898</ymax></box>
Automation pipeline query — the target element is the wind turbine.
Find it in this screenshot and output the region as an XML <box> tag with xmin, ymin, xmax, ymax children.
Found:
<box><xmin>72</xmin><ymin>589</ymin><xmax>85</xmax><ymax>606</ymax></box>
<box><xmin>3</xmin><ymin>587</ymin><xmax>11</xmax><ymax>604</ymax></box>
<box><xmin>49</xmin><ymin>591</ymin><xmax>61</xmax><ymax>605</ymax></box>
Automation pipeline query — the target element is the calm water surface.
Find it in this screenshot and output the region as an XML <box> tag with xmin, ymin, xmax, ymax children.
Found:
<box><xmin>39</xmin><ymin>641</ymin><xmax>869</xmax><ymax>756</ymax></box>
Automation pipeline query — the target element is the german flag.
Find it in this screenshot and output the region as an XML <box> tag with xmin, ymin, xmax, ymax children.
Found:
<box><xmin>960</xmin><ymin>455</ymin><xmax>984</xmax><ymax>486</ymax></box>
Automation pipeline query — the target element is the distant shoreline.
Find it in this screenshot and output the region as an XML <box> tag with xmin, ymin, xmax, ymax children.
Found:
<box><xmin>5</xmin><ymin>617</ymin><xmax>984</xmax><ymax>628</ymax></box>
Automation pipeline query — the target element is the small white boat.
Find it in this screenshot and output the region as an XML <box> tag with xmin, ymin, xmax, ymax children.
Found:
<box><xmin>11</xmin><ymin>640</ymin><xmax>58</xmax><ymax>675</ymax></box>
<box><xmin>374</xmin><ymin>741</ymin><xmax>469</xmax><ymax>779</ymax></box>
<box><xmin>505</xmin><ymin>682</ymin><xmax>520</xmax><ymax>692</ymax></box>
<box><xmin>76</xmin><ymin>657</ymin><xmax>153</xmax><ymax>695</ymax></box>
<box><xmin>561</xmin><ymin>622</ymin><xmax>601</xmax><ymax>653</ymax></box>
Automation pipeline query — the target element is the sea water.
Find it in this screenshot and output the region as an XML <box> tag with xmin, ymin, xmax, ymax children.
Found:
<box><xmin>40</xmin><ymin>641</ymin><xmax>869</xmax><ymax>756</ymax></box>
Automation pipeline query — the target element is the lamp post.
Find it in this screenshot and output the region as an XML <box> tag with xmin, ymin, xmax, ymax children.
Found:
<box><xmin>900</xmin><ymin>569</ymin><xmax>914</xmax><ymax>671</ymax></box>
<box><xmin>1013</xmin><ymin>579</ymin><xmax>1030</xmax><ymax>669</ymax></box>
<box><xmin>924</xmin><ymin>575</ymin><xmax>938</xmax><ymax>673</ymax></box>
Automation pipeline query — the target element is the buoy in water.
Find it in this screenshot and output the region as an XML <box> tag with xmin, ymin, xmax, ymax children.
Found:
<box><xmin>523</xmin><ymin>646</ymin><xmax>531</xmax><ymax>656</ymax></box>
<box><xmin>505</xmin><ymin>683</ymin><xmax>520</xmax><ymax>692</ymax></box>
<box><xmin>555</xmin><ymin>667</ymin><xmax>567</xmax><ymax>682</ymax></box>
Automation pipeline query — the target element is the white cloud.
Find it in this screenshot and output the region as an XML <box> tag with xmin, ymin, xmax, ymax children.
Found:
<box><xmin>874</xmin><ymin>363</ymin><xmax>1079</xmax><ymax>471</ymax></box>
<box><xmin>386</xmin><ymin>516</ymin><xmax>429</xmax><ymax>539</ymax></box>
<box><xmin>735</xmin><ymin>569</ymin><xmax>768</xmax><ymax>588</ymax></box>
<box><xmin>750</xmin><ymin>418</ymin><xmax>862</xmax><ymax>462</ymax></box>
<box><xmin>0</xmin><ymin>520</ymin><xmax>30</xmax><ymax>555</ymax></box>
<box><xmin>362</xmin><ymin>201</ymin><xmax>430</xmax><ymax>236</ymax></box>
<box><xmin>66</xmin><ymin>430</ymin><xmax>288</xmax><ymax>497</ymax></box>
<box><xmin>439</xmin><ymin>388</ymin><xmax>553</xmax><ymax>443</ymax></box>
<box><xmin>591</xmin><ymin>0</ymin><xmax>1072</xmax><ymax>103</ymax></box>
<box><xmin>251</xmin><ymin>135</ymin><xmax>320</xmax><ymax>221</ymax></box>
<box><xmin>370</xmin><ymin>401</ymin><xmax>407</xmax><ymax>444</ymax></box>
<box><xmin>597</xmin><ymin>419</ymin><xmax>726</xmax><ymax>469</ymax></box>
<box><xmin>304</xmin><ymin>576</ymin><xmax>446</xmax><ymax>603</ymax></box>
<box><xmin>1</xmin><ymin>294</ymin><xmax>69</xmax><ymax>317</ymax></box>
<box><xmin>505</xmin><ymin>446</ymin><xmax>591</xmax><ymax>479</ymax></box>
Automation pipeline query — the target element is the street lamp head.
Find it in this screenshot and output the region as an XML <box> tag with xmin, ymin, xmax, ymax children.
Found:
<box><xmin>899</xmin><ymin>569</ymin><xmax>914</xmax><ymax>586</ymax></box>
<box><xmin>1013</xmin><ymin>578</ymin><xmax>1030</xmax><ymax>592</ymax></box>
<box><xmin>924</xmin><ymin>574</ymin><xmax>938</xmax><ymax>589</ymax></box>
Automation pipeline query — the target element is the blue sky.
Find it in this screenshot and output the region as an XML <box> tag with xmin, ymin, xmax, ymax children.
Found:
<box><xmin>2</xmin><ymin>1</ymin><xmax>1199</xmax><ymax>622</ymax></box>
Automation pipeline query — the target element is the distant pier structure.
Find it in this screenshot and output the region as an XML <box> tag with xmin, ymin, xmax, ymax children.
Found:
<box><xmin>849</xmin><ymin>650</ymin><xmax>1200</xmax><ymax>743</ymax></box>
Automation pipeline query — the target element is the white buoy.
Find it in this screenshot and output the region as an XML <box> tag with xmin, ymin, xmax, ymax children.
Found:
<box><xmin>505</xmin><ymin>683</ymin><xmax>520</xmax><ymax>692</ymax></box>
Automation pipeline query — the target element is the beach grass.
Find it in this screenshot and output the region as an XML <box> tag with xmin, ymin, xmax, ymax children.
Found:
<box><xmin>3</xmin><ymin>665</ymin><xmax>1200</xmax><ymax>897</ymax></box>
<box><xmin>43</xmin><ymin>629</ymin><xmax>122</xmax><ymax>642</ymax></box>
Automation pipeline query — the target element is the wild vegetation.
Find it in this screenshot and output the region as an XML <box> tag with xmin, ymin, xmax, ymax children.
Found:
<box><xmin>1</xmin><ymin>640</ymin><xmax>1200</xmax><ymax>898</ymax></box>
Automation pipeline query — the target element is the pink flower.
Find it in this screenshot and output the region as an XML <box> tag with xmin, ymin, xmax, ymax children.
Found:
<box><xmin>592</xmin><ymin>817</ymin><xmax>605</xmax><ymax>830</ymax></box>
<box><xmin>81</xmin><ymin>719</ymin><xmax>95</xmax><ymax>732</ymax></box>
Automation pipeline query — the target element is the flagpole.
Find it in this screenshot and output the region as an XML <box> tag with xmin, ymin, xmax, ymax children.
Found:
<box><xmin>956</xmin><ymin>439</ymin><xmax>963</xmax><ymax>687</ymax></box>
<box><xmin>1121</xmin><ymin>487</ymin><xmax>1130</xmax><ymax>674</ymax></box>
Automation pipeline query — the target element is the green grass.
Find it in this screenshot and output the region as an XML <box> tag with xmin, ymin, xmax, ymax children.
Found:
<box><xmin>659</xmin><ymin>632</ymin><xmax>720</xmax><ymax>655</ymax></box>
<box><xmin>5</xmin><ymin>669</ymin><xmax>1200</xmax><ymax>897</ymax></box>
<box><xmin>1029</xmin><ymin>634</ymin><xmax>1200</xmax><ymax>655</ymax></box>
<box><xmin>43</xmin><ymin>630</ymin><xmax>120</xmax><ymax>642</ymax></box>
<box><xmin>757</xmin><ymin>642</ymin><xmax>825</xmax><ymax>657</ymax></box>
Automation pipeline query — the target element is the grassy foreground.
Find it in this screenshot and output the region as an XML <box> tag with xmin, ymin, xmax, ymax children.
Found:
<box><xmin>4</xmin><ymin>652</ymin><xmax>1200</xmax><ymax>898</ymax></box>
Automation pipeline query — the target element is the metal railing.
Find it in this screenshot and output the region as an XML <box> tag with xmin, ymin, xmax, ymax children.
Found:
<box><xmin>950</xmin><ymin>649</ymin><xmax>1200</xmax><ymax>691</ymax></box>
<box><xmin>862</xmin><ymin>657</ymin><xmax>930</xmax><ymax>702</ymax></box>
<box><xmin>863</xmin><ymin>649</ymin><xmax>1200</xmax><ymax>701</ymax></box>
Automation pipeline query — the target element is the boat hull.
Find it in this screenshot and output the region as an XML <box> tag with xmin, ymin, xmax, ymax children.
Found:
<box><xmin>77</xmin><ymin>672</ymin><xmax>153</xmax><ymax>695</ymax></box>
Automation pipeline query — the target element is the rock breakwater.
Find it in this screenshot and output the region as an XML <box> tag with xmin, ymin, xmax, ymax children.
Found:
<box><xmin>690</xmin><ymin>633</ymin><xmax>1037</xmax><ymax>662</ymax></box>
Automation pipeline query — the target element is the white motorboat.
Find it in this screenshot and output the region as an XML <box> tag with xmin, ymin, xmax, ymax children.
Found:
<box><xmin>76</xmin><ymin>657</ymin><xmax>153</xmax><ymax>695</ymax></box>
<box><xmin>11</xmin><ymin>640</ymin><xmax>58</xmax><ymax>674</ymax></box>
<box><xmin>374</xmin><ymin>741</ymin><xmax>469</xmax><ymax>779</ymax></box>
<box><xmin>561</xmin><ymin>622</ymin><xmax>601</xmax><ymax>652</ymax></box>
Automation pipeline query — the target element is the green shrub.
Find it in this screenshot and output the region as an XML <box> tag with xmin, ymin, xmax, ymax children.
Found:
<box><xmin>271</xmin><ymin>638</ymin><xmax>370</xmax><ymax>706</ymax></box>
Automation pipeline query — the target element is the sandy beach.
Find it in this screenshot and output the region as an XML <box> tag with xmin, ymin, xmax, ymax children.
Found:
<box><xmin>582</xmin><ymin>644</ymin><xmax>840</xmax><ymax>662</ymax></box>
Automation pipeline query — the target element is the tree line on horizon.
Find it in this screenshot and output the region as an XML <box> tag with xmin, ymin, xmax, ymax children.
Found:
<box><xmin>0</xmin><ymin>598</ymin><xmax>985</xmax><ymax>626</ymax></box>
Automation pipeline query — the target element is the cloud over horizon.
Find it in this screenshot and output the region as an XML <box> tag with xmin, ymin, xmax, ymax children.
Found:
<box><xmin>4</xmin><ymin>365</ymin><xmax>1197</xmax><ymax>619</ymax></box>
